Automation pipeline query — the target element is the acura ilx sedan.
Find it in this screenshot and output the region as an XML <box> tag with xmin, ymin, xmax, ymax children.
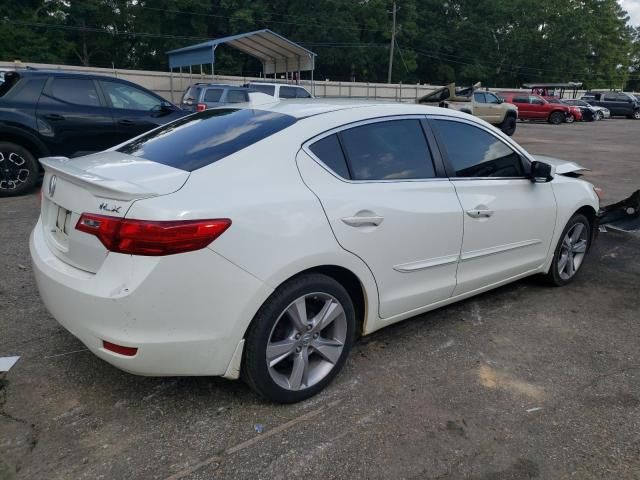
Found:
<box><xmin>30</xmin><ymin>101</ymin><xmax>600</xmax><ymax>403</ymax></box>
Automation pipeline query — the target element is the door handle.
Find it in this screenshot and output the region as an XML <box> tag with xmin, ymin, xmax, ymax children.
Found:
<box><xmin>466</xmin><ymin>209</ymin><xmax>494</xmax><ymax>218</ymax></box>
<box><xmin>118</xmin><ymin>119</ymin><xmax>135</xmax><ymax>126</ymax></box>
<box><xmin>43</xmin><ymin>113</ymin><xmax>64</xmax><ymax>120</ymax></box>
<box><xmin>341</xmin><ymin>215</ymin><xmax>384</xmax><ymax>227</ymax></box>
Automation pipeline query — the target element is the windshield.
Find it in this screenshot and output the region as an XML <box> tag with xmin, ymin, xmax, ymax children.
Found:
<box><xmin>117</xmin><ymin>108</ymin><xmax>296</xmax><ymax>172</ymax></box>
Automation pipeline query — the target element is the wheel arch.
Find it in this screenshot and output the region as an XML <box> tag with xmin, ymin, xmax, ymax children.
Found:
<box><xmin>0</xmin><ymin>128</ymin><xmax>49</xmax><ymax>163</ymax></box>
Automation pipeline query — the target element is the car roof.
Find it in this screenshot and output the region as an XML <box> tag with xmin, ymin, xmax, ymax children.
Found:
<box><xmin>233</xmin><ymin>98</ymin><xmax>475</xmax><ymax>120</ymax></box>
<box><xmin>247</xmin><ymin>82</ymin><xmax>306</xmax><ymax>88</ymax></box>
<box><xmin>191</xmin><ymin>83</ymin><xmax>249</xmax><ymax>89</ymax></box>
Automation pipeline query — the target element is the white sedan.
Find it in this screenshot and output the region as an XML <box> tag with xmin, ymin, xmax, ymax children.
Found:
<box><xmin>30</xmin><ymin>101</ymin><xmax>600</xmax><ymax>403</ymax></box>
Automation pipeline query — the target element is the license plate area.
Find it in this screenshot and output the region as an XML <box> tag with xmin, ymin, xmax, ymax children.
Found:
<box><xmin>49</xmin><ymin>204</ymin><xmax>73</xmax><ymax>250</ymax></box>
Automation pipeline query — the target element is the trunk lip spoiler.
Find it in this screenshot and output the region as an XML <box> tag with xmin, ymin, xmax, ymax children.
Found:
<box><xmin>39</xmin><ymin>156</ymin><xmax>159</xmax><ymax>201</ymax></box>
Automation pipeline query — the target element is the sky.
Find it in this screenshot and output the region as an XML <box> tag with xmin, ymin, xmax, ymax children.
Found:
<box><xmin>620</xmin><ymin>0</ymin><xmax>640</xmax><ymax>26</ymax></box>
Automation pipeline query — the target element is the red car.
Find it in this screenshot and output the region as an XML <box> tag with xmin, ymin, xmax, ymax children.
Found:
<box><xmin>545</xmin><ymin>97</ymin><xmax>583</xmax><ymax>122</ymax></box>
<box><xmin>500</xmin><ymin>92</ymin><xmax>569</xmax><ymax>124</ymax></box>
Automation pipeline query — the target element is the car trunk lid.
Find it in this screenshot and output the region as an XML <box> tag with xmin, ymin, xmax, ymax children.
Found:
<box><xmin>39</xmin><ymin>152</ymin><xmax>189</xmax><ymax>273</ymax></box>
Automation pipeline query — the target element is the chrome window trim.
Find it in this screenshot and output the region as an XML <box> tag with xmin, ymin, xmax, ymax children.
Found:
<box><xmin>426</xmin><ymin>114</ymin><xmax>534</xmax><ymax>181</ymax></box>
<box><xmin>301</xmin><ymin>115</ymin><xmax>447</xmax><ymax>185</ymax></box>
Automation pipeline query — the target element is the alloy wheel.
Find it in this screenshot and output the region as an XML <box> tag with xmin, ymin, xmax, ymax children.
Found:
<box><xmin>266</xmin><ymin>292</ymin><xmax>347</xmax><ymax>391</ymax></box>
<box><xmin>557</xmin><ymin>222</ymin><xmax>588</xmax><ymax>280</ymax></box>
<box><xmin>0</xmin><ymin>151</ymin><xmax>31</xmax><ymax>191</ymax></box>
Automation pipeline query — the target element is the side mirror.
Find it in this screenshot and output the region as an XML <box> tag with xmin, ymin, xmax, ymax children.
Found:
<box><xmin>530</xmin><ymin>161</ymin><xmax>553</xmax><ymax>183</ymax></box>
<box><xmin>161</xmin><ymin>101</ymin><xmax>176</xmax><ymax>111</ymax></box>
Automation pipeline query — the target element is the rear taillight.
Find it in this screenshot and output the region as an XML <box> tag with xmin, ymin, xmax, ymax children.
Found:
<box><xmin>196</xmin><ymin>103</ymin><xmax>207</xmax><ymax>112</ymax></box>
<box><xmin>76</xmin><ymin>214</ymin><xmax>231</xmax><ymax>256</ymax></box>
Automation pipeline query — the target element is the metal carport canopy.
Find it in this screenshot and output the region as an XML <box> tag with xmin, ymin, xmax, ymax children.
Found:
<box><xmin>166</xmin><ymin>29</ymin><xmax>316</xmax><ymax>75</ymax></box>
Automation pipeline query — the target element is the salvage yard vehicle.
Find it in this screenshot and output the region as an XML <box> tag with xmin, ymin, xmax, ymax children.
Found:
<box><xmin>0</xmin><ymin>69</ymin><xmax>185</xmax><ymax>197</ymax></box>
<box><xmin>563</xmin><ymin>98</ymin><xmax>610</xmax><ymax>120</ymax></box>
<box><xmin>180</xmin><ymin>83</ymin><xmax>254</xmax><ymax>112</ymax></box>
<box><xmin>243</xmin><ymin>81</ymin><xmax>312</xmax><ymax>99</ymax></box>
<box><xmin>499</xmin><ymin>92</ymin><xmax>569</xmax><ymax>124</ymax></box>
<box><xmin>581</xmin><ymin>91</ymin><xmax>640</xmax><ymax>119</ymax></box>
<box><xmin>30</xmin><ymin>101</ymin><xmax>600</xmax><ymax>403</ymax></box>
<box><xmin>417</xmin><ymin>83</ymin><xmax>518</xmax><ymax>135</ymax></box>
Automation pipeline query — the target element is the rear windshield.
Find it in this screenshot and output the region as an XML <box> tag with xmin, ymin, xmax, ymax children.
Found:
<box><xmin>250</xmin><ymin>84</ymin><xmax>276</xmax><ymax>96</ymax></box>
<box><xmin>117</xmin><ymin>109</ymin><xmax>297</xmax><ymax>171</ymax></box>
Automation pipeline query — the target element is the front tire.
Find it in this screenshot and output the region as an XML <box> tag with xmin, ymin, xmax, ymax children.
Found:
<box><xmin>544</xmin><ymin>214</ymin><xmax>591</xmax><ymax>287</ymax></box>
<box><xmin>499</xmin><ymin>115</ymin><xmax>517</xmax><ymax>136</ymax></box>
<box><xmin>0</xmin><ymin>142</ymin><xmax>39</xmax><ymax>197</ymax></box>
<box><xmin>596</xmin><ymin>111</ymin><xmax>604</xmax><ymax>121</ymax></box>
<box><xmin>633</xmin><ymin>109</ymin><xmax>640</xmax><ymax>120</ymax></box>
<box><xmin>548</xmin><ymin>111</ymin><xmax>564</xmax><ymax>125</ymax></box>
<box><xmin>566</xmin><ymin>114</ymin><xmax>575</xmax><ymax>123</ymax></box>
<box><xmin>242</xmin><ymin>273</ymin><xmax>356</xmax><ymax>403</ymax></box>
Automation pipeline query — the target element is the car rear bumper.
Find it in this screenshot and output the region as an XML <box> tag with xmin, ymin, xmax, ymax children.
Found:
<box><xmin>30</xmin><ymin>218</ymin><xmax>272</xmax><ymax>376</ymax></box>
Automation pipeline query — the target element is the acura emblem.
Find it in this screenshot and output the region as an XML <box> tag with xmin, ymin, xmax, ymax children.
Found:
<box><xmin>48</xmin><ymin>175</ymin><xmax>57</xmax><ymax>197</ymax></box>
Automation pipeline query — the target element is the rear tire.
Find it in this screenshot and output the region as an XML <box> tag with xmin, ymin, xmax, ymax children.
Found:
<box><xmin>549</xmin><ymin>111</ymin><xmax>564</xmax><ymax>125</ymax></box>
<box><xmin>544</xmin><ymin>214</ymin><xmax>591</xmax><ymax>287</ymax></box>
<box><xmin>499</xmin><ymin>115</ymin><xmax>517</xmax><ymax>136</ymax></box>
<box><xmin>242</xmin><ymin>273</ymin><xmax>356</xmax><ymax>403</ymax></box>
<box><xmin>0</xmin><ymin>142</ymin><xmax>39</xmax><ymax>197</ymax></box>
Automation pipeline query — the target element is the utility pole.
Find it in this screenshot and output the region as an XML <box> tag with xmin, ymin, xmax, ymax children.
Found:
<box><xmin>387</xmin><ymin>1</ymin><xmax>397</xmax><ymax>84</ymax></box>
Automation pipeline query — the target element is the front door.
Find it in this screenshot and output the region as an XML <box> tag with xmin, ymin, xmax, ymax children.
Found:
<box><xmin>297</xmin><ymin>117</ymin><xmax>464</xmax><ymax>318</ymax></box>
<box><xmin>99</xmin><ymin>80</ymin><xmax>181</xmax><ymax>144</ymax></box>
<box><xmin>36</xmin><ymin>76</ymin><xmax>117</xmax><ymax>157</ymax></box>
<box><xmin>430</xmin><ymin>117</ymin><xmax>557</xmax><ymax>295</ymax></box>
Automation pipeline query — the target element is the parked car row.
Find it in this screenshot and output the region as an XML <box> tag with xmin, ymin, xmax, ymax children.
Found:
<box><xmin>0</xmin><ymin>68</ymin><xmax>312</xmax><ymax>197</ymax></box>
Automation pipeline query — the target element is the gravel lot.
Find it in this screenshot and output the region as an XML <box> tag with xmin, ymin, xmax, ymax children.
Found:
<box><xmin>1</xmin><ymin>119</ymin><xmax>639</xmax><ymax>480</ymax></box>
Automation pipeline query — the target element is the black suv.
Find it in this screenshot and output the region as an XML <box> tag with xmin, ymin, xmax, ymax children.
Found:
<box><xmin>581</xmin><ymin>91</ymin><xmax>640</xmax><ymax>119</ymax></box>
<box><xmin>0</xmin><ymin>69</ymin><xmax>186</xmax><ymax>196</ymax></box>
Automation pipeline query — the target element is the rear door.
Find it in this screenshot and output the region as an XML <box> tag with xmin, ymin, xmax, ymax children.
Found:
<box><xmin>511</xmin><ymin>95</ymin><xmax>532</xmax><ymax>118</ymax></box>
<box><xmin>36</xmin><ymin>76</ymin><xmax>117</xmax><ymax>157</ymax></box>
<box><xmin>99</xmin><ymin>80</ymin><xmax>181</xmax><ymax>143</ymax></box>
<box><xmin>297</xmin><ymin>117</ymin><xmax>463</xmax><ymax>318</ymax></box>
<box><xmin>430</xmin><ymin>117</ymin><xmax>556</xmax><ymax>295</ymax></box>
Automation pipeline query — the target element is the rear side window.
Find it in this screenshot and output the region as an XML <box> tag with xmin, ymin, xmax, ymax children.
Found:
<box><xmin>203</xmin><ymin>88</ymin><xmax>223</xmax><ymax>102</ymax></box>
<box><xmin>309</xmin><ymin>134</ymin><xmax>350</xmax><ymax>179</ymax></box>
<box><xmin>50</xmin><ymin>78</ymin><xmax>100</xmax><ymax>106</ymax></box>
<box><xmin>339</xmin><ymin>120</ymin><xmax>436</xmax><ymax>181</ymax></box>
<box><xmin>432</xmin><ymin>120</ymin><xmax>524</xmax><ymax>178</ymax></box>
<box><xmin>0</xmin><ymin>71</ymin><xmax>20</xmax><ymax>97</ymax></box>
<box><xmin>182</xmin><ymin>86</ymin><xmax>201</xmax><ymax>103</ymax></box>
<box><xmin>118</xmin><ymin>109</ymin><xmax>296</xmax><ymax>172</ymax></box>
<box><xmin>513</xmin><ymin>96</ymin><xmax>529</xmax><ymax>103</ymax></box>
<box><xmin>250</xmin><ymin>84</ymin><xmax>276</xmax><ymax>96</ymax></box>
<box><xmin>226</xmin><ymin>90</ymin><xmax>247</xmax><ymax>103</ymax></box>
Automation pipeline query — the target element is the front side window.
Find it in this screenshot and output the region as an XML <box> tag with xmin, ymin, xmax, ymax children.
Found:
<box><xmin>226</xmin><ymin>90</ymin><xmax>248</xmax><ymax>103</ymax></box>
<box><xmin>530</xmin><ymin>96</ymin><xmax>545</xmax><ymax>105</ymax></box>
<box><xmin>296</xmin><ymin>88</ymin><xmax>312</xmax><ymax>98</ymax></box>
<box><xmin>473</xmin><ymin>92</ymin><xmax>486</xmax><ymax>103</ymax></box>
<box><xmin>339</xmin><ymin>119</ymin><xmax>436</xmax><ymax>181</ymax></box>
<box><xmin>308</xmin><ymin>134</ymin><xmax>350</xmax><ymax>179</ymax></box>
<box><xmin>203</xmin><ymin>88</ymin><xmax>223</xmax><ymax>102</ymax></box>
<box><xmin>101</xmin><ymin>81</ymin><xmax>162</xmax><ymax>111</ymax></box>
<box><xmin>485</xmin><ymin>93</ymin><xmax>501</xmax><ymax>104</ymax></box>
<box><xmin>50</xmin><ymin>78</ymin><xmax>101</xmax><ymax>106</ymax></box>
<box><xmin>432</xmin><ymin>120</ymin><xmax>525</xmax><ymax>178</ymax></box>
<box><xmin>279</xmin><ymin>86</ymin><xmax>298</xmax><ymax>99</ymax></box>
<box><xmin>250</xmin><ymin>84</ymin><xmax>276</xmax><ymax>96</ymax></box>
<box><xmin>118</xmin><ymin>109</ymin><xmax>296</xmax><ymax>172</ymax></box>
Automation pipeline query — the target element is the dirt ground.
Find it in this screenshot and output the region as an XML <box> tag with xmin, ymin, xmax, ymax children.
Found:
<box><xmin>1</xmin><ymin>119</ymin><xmax>639</xmax><ymax>480</ymax></box>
